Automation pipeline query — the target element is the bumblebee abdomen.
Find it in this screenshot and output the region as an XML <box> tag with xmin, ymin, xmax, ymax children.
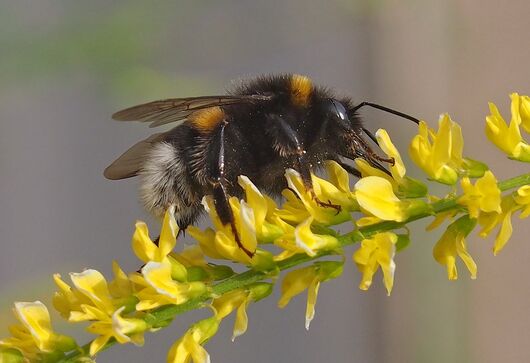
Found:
<box><xmin>139</xmin><ymin>129</ymin><xmax>203</xmax><ymax>227</ymax></box>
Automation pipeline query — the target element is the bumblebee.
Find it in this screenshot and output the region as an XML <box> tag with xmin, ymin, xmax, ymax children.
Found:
<box><xmin>105</xmin><ymin>74</ymin><xmax>418</xmax><ymax>256</ymax></box>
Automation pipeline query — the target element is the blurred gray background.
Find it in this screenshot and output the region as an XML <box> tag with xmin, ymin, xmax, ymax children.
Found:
<box><xmin>1</xmin><ymin>1</ymin><xmax>529</xmax><ymax>362</ymax></box>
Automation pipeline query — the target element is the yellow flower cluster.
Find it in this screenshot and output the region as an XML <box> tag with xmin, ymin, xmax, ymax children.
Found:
<box><xmin>1</xmin><ymin>93</ymin><xmax>529</xmax><ymax>363</ymax></box>
<box><xmin>424</xmin><ymin>94</ymin><xmax>530</xmax><ymax>279</ymax></box>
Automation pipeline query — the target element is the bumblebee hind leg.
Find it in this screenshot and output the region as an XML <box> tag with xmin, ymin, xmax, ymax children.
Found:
<box><xmin>207</xmin><ymin>121</ymin><xmax>254</xmax><ymax>258</ymax></box>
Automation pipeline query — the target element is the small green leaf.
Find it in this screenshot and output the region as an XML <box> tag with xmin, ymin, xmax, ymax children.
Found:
<box><xmin>395</xmin><ymin>234</ymin><xmax>411</xmax><ymax>252</ymax></box>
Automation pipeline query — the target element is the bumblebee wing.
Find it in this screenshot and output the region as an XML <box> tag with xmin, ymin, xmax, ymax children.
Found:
<box><xmin>104</xmin><ymin>132</ymin><xmax>167</xmax><ymax>180</ymax></box>
<box><xmin>112</xmin><ymin>94</ymin><xmax>272</xmax><ymax>128</ymax></box>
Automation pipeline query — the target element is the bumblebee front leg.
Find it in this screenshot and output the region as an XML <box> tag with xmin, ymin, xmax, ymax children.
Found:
<box><xmin>270</xmin><ymin>115</ymin><xmax>342</xmax><ymax>213</ymax></box>
<box><xmin>208</xmin><ymin>122</ymin><xmax>254</xmax><ymax>258</ymax></box>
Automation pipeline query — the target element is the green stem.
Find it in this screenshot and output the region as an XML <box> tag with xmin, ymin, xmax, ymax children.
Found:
<box><xmin>57</xmin><ymin>172</ymin><xmax>530</xmax><ymax>363</ymax></box>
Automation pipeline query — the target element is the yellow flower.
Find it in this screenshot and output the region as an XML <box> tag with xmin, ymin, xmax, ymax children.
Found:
<box><xmin>211</xmin><ymin>283</ymin><xmax>272</xmax><ymax>341</ymax></box>
<box><xmin>278</xmin><ymin>168</ymin><xmax>353</xmax><ymax>225</ymax></box>
<box><xmin>433</xmin><ymin>216</ymin><xmax>477</xmax><ymax>280</ymax></box>
<box><xmin>485</xmin><ymin>94</ymin><xmax>530</xmax><ymax>162</ymax></box>
<box><xmin>191</xmin><ymin>197</ymin><xmax>276</xmax><ymax>270</ymax></box>
<box><xmin>278</xmin><ymin>261</ymin><xmax>343</xmax><ymax>329</ymax></box>
<box><xmin>51</xmin><ymin>268</ymin><xmax>148</xmax><ymax>355</ymax></box>
<box><xmin>201</xmin><ymin>195</ymin><xmax>256</xmax><ymax>263</ymax></box>
<box><xmin>478</xmin><ymin>196</ymin><xmax>520</xmax><ymax>255</ymax></box>
<box><xmin>87</xmin><ymin>306</ymin><xmax>147</xmax><ymax>356</ymax></box>
<box><xmin>167</xmin><ymin>317</ymin><xmax>219</xmax><ymax>363</ymax></box>
<box><xmin>354</xmin><ymin>176</ymin><xmax>407</xmax><ymax>222</ymax></box>
<box><xmin>274</xmin><ymin>216</ymin><xmax>340</xmax><ymax>258</ymax></box>
<box><xmin>53</xmin><ymin>262</ymin><xmax>136</xmax><ymax>322</ymax></box>
<box><xmin>0</xmin><ymin>301</ymin><xmax>76</xmax><ymax>360</ymax></box>
<box><xmin>458</xmin><ymin>171</ymin><xmax>502</xmax><ymax>219</ymax></box>
<box><xmin>132</xmin><ymin>261</ymin><xmax>206</xmax><ymax>311</ymax></box>
<box><xmin>514</xmin><ymin>185</ymin><xmax>530</xmax><ymax>218</ymax></box>
<box><xmin>238</xmin><ymin>175</ymin><xmax>283</xmax><ymax>243</ymax></box>
<box><xmin>132</xmin><ymin>205</ymin><xmax>179</xmax><ymax>263</ymax></box>
<box><xmin>409</xmin><ymin>114</ymin><xmax>464</xmax><ymax>184</ymax></box>
<box><xmin>67</xmin><ymin>269</ymin><xmax>116</xmax><ymax>320</ymax></box>
<box><xmin>352</xmin><ymin>232</ymin><xmax>397</xmax><ymax>295</ymax></box>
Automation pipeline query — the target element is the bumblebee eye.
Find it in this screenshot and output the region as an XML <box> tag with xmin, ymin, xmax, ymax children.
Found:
<box><xmin>324</xmin><ymin>98</ymin><xmax>350</xmax><ymax>129</ymax></box>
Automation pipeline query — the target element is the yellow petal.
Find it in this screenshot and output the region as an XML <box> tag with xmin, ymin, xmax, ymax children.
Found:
<box><xmin>109</xmin><ymin>261</ymin><xmax>133</xmax><ymax>299</ymax></box>
<box><xmin>187</xmin><ymin>226</ymin><xmax>224</xmax><ymax>260</ymax></box>
<box><xmin>518</xmin><ymin>94</ymin><xmax>530</xmax><ymax>133</ymax></box>
<box><xmin>432</xmin><ymin>115</ymin><xmax>453</xmax><ymax>173</ymax></box>
<box><xmin>305</xmin><ymin>280</ymin><xmax>320</xmax><ymax>330</ymax></box>
<box><xmin>69</xmin><ymin>270</ymin><xmax>114</xmax><ymax>313</ymax></box>
<box><xmin>52</xmin><ymin>274</ymin><xmax>85</xmax><ymax>319</ymax></box>
<box><xmin>238</xmin><ymin>175</ymin><xmax>269</xmax><ymax>227</ymax></box>
<box><xmin>111</xmin><ymin>307</ymin><xmax>146</xmax><ymax>345</ymax></box>
<box><xmin>493</xmin><ymin>210</ymin><xmax>514</xmax><ymax>256</ymax></box>
<box><xmin>355</xmin><ymin>215</ymin><xmax>383</xmax><ymax>227</ymax></box>
<box><xmin>158</xmin><ymin>206</ymin><xmax>179</xmax><ymax>260</ymax></box>
<box><xmin>354</xmin><ymin>177</ymin><xmax>406</xmax><ymax>222</ymax></box>
<box><xmin>89</xmin><ymin>334</ymin><xmax>110</xmax><ymax>356</ymax></box>
<box><xmin>375</xmin><ymin>128</ymin><xmax>406</xmax><ymax>180</ymax></box>
<box><xmin>455</xmin><ymin>234</ymin><xmax>477</xmax><ymax>279</ymax></box>
<box><xmin>239</xmin><ymin>200</ymin><xmax>258</xmax><ymax>254</ymax></box>
<box><xmin>232</xmin><ymin>300</ymin><xmax>249</xmax><ymax>341</ymax></box>
<box><xmin>141</xmin><ymin>262</ymin><xmax>204</xmax><ymax>305</ymax></box>
<box><xmin>324</xmin><ymin>160</ymin><xmax>351</xmax><ymax>193</ymax></box>
<box><xmin>294</xmin><ymin>217</ymin><xmax>340</xmax><ymax>256</ymax></box>
<box><xmin>131</xmin><ymin>221</ymin><xmax>158</xmax><ymax>263</ymax></box>
<box><xmin>214</xmin><ymin>231</ymin><xmax>252</xmax><ymax>264</ymax></box>
<box><xmin>211</xmin><ymin>290</ymin><xmax>246</xmax><ymax>320</ymax></box>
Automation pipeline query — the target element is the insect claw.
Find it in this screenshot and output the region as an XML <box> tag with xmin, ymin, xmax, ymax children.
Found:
<box><xmin>313</xmin><ymin>194</ymin><xmax>342</xmax><ymax>214</ymax></box>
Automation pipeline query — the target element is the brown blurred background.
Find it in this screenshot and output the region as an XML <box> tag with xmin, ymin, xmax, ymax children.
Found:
<box><xmin>1</xmin><ymin>1</ymin><xmax>529</xmax><ymax>362</ymax></box>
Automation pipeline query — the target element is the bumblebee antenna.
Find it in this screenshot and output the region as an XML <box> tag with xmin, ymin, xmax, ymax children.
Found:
<box><xmin>351</xmin><ymin>101</ymin><xmax>420</xmax><ymax>124</ymax></box>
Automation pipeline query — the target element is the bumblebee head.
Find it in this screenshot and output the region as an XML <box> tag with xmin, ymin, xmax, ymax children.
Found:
<box><xmin>314</xmin><ymin>98</ymin><xmax>362</xmax><ymax>141</ymax></box>
<box><xmin>323</xmin><ymin>99</ymin><xmax>350</xmax><ymax>130</ymax></box>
